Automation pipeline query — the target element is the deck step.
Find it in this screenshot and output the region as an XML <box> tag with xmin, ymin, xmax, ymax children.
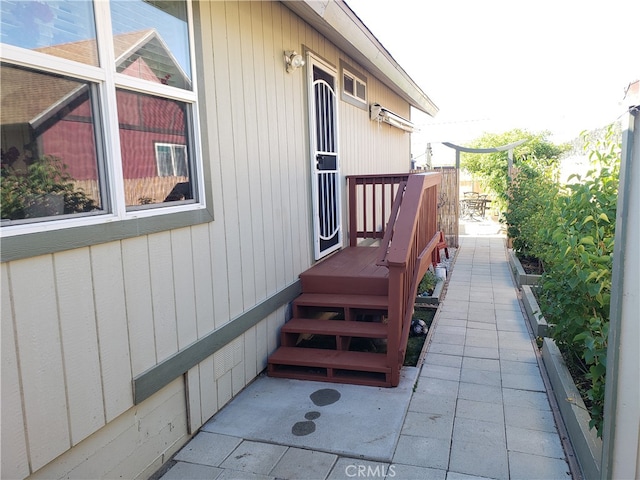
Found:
<box><xmin>268</xmin><ymin>347</ymin><xmax>389</xmax><ymax>372</ymax></box>
<box><xmin>281</xmin><ymin>318</ymin><xmax>387</xmax><ymax>338</ymax></box>
<box><xmin>293</xmin><ymin>293</ymin><xmax>389</xmax><ymax>310</ymax></box>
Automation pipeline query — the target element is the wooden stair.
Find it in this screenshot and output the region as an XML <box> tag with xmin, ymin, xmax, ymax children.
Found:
<box><xmin>267</xmin><ymin>173</ymin><xmax>446</xmax><ymax>388</ymax></box>
<box><xmin>267</xmin><ymin>291</ymin><xmax>394</xmax><ymax>387</ymax></box>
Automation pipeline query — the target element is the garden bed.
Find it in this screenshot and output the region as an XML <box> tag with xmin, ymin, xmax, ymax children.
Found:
<box><xmin>507</xmin><ymin>249</ymin><xmax>542</xmax><ymax>287</ymax></box>
<box><xmin>542</xmin><ymin>338</ymin><xmax>602</xmax><ymax>479</ymax></box>
<box><xmin>415</xmin><ymin>277</ymin><xmax>444</xmax><ymax>306</ymax></box>
<box><xmin>520</xmin><ymin>285</ymin><xmax>548</xmax><ymax>337</ymax></box>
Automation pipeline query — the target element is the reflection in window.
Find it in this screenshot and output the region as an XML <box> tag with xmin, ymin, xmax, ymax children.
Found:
<box><xmin>0</xmin><ymin>64</ymin><xmax>104</xmax><ymax>222</ymax></box>
<box><xmin>116</xmin><ymin>89</ymin><xmax>194</xmax><ymax>207</ymax></box>
<box><xmin>155</xmin><ymin>143</ymin><xmax>187</xmax><ymax>177</ymax></box>
<box><xmin>111</xmin><ymin>0</ymin><xmax>191</xmax><ymax>89</ymax></box>
<box><xmin>0</xmin><ymin>0</ymin><xmax>98</xmax><ymax>66</ymax></box>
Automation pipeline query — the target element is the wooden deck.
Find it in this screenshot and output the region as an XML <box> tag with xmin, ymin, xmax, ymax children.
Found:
<box><xmin>299</xmin><ymin>246</ymin><xmax>388</xmax><ymax>296</ymax></box>
<box><xmin>267</xmin><ymin>172</ymin><xmax>444</xmax><ymax>387</ymax></box>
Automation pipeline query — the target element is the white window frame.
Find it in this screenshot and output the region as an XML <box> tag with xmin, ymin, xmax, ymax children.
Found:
<box><xmin>340</xmin><ymin>62</ymin><xmax>367</xmax><ymax>109</ymax></box>
<box><xmin>155</xmin><ymin>143</ymin><xmax>188</xmax><ymax>177</ymax></box>
<box><xmin>0</xmin><ymin>0</ymin><xmax>206</xmax><ymax>239</ymax></box>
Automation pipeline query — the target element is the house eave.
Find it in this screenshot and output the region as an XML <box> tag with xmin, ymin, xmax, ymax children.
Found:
<box><xmin>283</xmin><ymin>0</ymin><xmax>439</xmax><ymax>117</ymax></box>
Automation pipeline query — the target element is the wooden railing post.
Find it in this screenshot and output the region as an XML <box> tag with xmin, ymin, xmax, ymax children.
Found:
<box><xmin>348</xmin><ymin>176</ymin><xmax>357</xmax><ymax>246</ymax></box>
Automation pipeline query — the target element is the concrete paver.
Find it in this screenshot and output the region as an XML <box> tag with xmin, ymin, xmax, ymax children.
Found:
<box><xmin>157</xmin><ymin>233</ymin><xmax>574</xmax><ymax>480</ymax></box>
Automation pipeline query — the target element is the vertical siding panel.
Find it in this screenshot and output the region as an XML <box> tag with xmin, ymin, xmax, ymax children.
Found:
<box><xmin>211</xmin><ymin>0</ymin><xmax>242</xmax><ymax>321</ymax></box>
<box><xmin>121</xmin><ymin>236</ymin><xmax>156</xmax><ymax>376</ymax></box>
<box><xmin>196</xmin><ymin>0</ymin><xmax>230</xmax><ymax>330</ymax></box>
<box><xmin>217</xmin><ymin>370</ymin><xmax>232</xmax><ymax>408</ymax></box>
<box><xmin>281</xmin><ymin>9</ymin><xmax>303</xmax><ymax>279</ymax></box>
<box><xmin>266</xmin><ymin>308</ymin><xmax>285</xmax><ymax>355</ymax></box>
<box><xmin>171</xmin><ymin>228</ymin><xmax>197</xmax><ymax>348</ymax></box>
<box><xmin>290</xmin><ymin>13</ymin><xmax>311</xmax><ymax>272</ymax></box>
<box><xmin>227</xmin><ymin>1</ymin><xmax>256</xmax><ymax>311</ymax></box>
<box><xmin>148</xmin><ymin>232</ymin><xmax>178</xmax><ymax>360</ymax></box>
<box><xmin>54</xmin><ymin>249</ymin><xmax>105</xmax><ymax>444</ymax></box>
<box><xmin>259</xmin><ymin>0</ymin><xmax>285</xmax><ymax>293</ymax></box>
<box><xmin>91</xmin><ymin>242</ymin><xmax>133</xmax><ymax>422</ymax></box>
<box><xmin>255</xmin><ymin>317</ymin><xmax>268</xmax><ymax>372</ymax></box>
<box><xmin>270</xmin><ymin>3</ymin><xmax>293</xmax><ymax>287</ymax></box>
<box><xmin>190</xmin><ymin>224</ymin><xmax>215</xmax><ymax>337</ymax></box>
<box><xmin>244</xmin><ymin>325</ymin><xmax>257</xmax><ymax>380</ymax></box>
<box><xmin>240</xmin><ymin>0</ymin><xmax>268</xmax><ymax>302</ymax></box>
<box><xmin>11</xmin><ymin>256</ymin><xmax>70</xmax><ymax>470</ymax></box>
<box><xmin>1</xmin><ymin>264</ymin><xmax>30</xmax><ymax>479</ymax></box>
<box><xmin>231</xmin><ymin>336</ymin><xmax>245</xmax><ymax>395</ymax></box>
<box><xmin>185</xmin><ymin>367</ymin><xmax>202</xmax><ymax>432</ymax></box>
<box><xmin>198</xmin><ymin>356</ymin><xmax>217</xmax><ymax>422</ymax></box>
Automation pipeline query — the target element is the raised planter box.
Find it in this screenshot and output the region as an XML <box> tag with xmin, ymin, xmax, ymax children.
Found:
<box><xmin>415</xmin><ymin>278</ymin><xmax>444</xmax><ymax>306</ymax></box>
<box><xmin>542</xmin><ymin>338</ymin><xmax>602</xmax><ymax>480</ymax></box>
<box><xmin>507</xmin><ymin>249</ymin><xmax>542</xmax><ymax>287</ymax></box>
<box><xmin>521</xmin><ymin>285</ymin><xmax>548</xmax><ymax>337</ymax></box>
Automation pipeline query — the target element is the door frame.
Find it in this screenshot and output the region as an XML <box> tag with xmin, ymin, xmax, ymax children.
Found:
<box><xmin>306</xmin><ymin>52</ymin><xmax>343</xmax><ymax>260</ymax></box>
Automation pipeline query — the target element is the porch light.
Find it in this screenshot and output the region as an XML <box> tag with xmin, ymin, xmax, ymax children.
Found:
<box><xmin>285</xmin><ymin>50</ymin><xmax>305</xmax><ymax>73</ymax></box>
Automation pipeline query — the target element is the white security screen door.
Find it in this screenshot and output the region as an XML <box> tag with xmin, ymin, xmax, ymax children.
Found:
<box><xmin>308</xmin><ymin>55</ymin><xmax>342</xmax><ymax>259</ymax></box>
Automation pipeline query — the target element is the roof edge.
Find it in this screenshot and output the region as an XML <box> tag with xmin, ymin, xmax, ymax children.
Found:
<box><xmin>284</xmin><ymin>0</ymin><xmax>439</xmax><ymax>117</ymax></box>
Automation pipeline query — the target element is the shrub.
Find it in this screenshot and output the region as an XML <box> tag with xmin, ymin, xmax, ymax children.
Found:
<box><xmin>537</xmin><ymin>126</ymin><xmax>620</xmax><ymax>437</ymax></box>
<box><xmin>503</xmin><ymin>160</ymin><xmax>561</xmax><ymax>263</ymax></box>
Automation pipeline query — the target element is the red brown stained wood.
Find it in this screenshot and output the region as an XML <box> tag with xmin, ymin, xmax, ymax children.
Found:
<box><xmin>299</xmin><ymin>247</ymin><xmax>388</xmax><ymax>296</ymax></box>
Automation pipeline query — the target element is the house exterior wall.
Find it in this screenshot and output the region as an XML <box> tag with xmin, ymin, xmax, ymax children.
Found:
<box><xmin>0</xmin><ymin>2</ymin><xmax>415</xmax><ymax>479</ymax></box>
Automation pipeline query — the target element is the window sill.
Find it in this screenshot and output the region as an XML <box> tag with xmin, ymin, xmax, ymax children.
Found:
<box><xmin>1</xmin><ymin>206</ymin><xmax>214</xmax><ymax>262</ymax></box>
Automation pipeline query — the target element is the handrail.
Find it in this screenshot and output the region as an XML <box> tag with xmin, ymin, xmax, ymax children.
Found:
<box><xmin>346</xmin><ymin>171</ymin><xmax>443</xmax><ymax>387</ymax></box>
<box><xmin>376</xmin><ymin>181</ymin><xmax>406</xmax><ymax>266</ymax></box>
<box><xmin>383</xmin><ymin>172</ymin><xmax>442</xmax><ymax>385</ymax></box>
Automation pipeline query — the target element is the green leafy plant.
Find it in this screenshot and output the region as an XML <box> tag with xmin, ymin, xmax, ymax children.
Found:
<box><xmin>503</xmin><ymin>160</ymin><xmax>561</xmax><ymax>265</ymax></box>
<box><xmin>418</xmin><ymin>269</ymin><xmax>439</xmax><ymax>296</ymax></box>
<box><xmin>537</xmin><ymin>125</ymin><xmax>620</xmax><ymax>437</ymax></box>
<box><xmin>461</xmin><ymin>129</ymin><xmax>569</xmax><ymax>213</ymax></box>
<box><xmin>1</xmin><ymin>154</ymin><xmax>97</xmax><ymax>220</ymax></box>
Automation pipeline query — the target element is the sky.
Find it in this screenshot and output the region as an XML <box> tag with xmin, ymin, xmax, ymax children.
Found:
<box><xmin>345</xmin><ymin>0</ymin><xmax>639</xmax><ymax>165</ymax></box>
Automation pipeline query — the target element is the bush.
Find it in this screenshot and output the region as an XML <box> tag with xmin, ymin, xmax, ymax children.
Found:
<box><xmin>503</xmin><ymin>160</ymin><xmax>561</xmax><ymax>263</ymax></box>
<box><xmin>537</xmin><ymin>126</ymin><xmax>620</xmax><ymax>437</ymax></box>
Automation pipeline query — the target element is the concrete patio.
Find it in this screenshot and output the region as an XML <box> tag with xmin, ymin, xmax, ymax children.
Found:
<box><xmin>153</xmin><ymin>231</ymin><xmax>575</xmax><ymax>480</ymax></box>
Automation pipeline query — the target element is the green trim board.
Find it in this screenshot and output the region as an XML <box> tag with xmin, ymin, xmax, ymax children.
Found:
<box><xmin>1</xmin><ymin>207</ymin><xmax>214</xmax><ymax>262</ymax></box>
<box><xmin>133</xmin><ymin>280</ymin><xmax>303</xmax><ymax>405</ymax></box>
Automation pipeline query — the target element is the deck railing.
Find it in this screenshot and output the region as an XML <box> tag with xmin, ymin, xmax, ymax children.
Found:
<box><xmin>346</xmin><ymin>174</ymin><xmax>411</xmax><ymax>247</ymax></box>
<box><xmin>348</xmin><ymin>172</ymin><xmax>442</xmax><ymax>386</ymax></box>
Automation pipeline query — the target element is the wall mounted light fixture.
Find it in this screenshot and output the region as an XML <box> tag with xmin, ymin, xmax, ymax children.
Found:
<box><xmin>284</xmin><ymin>50</ymin><xmax>305</xmax><ymax>73</ymax></box>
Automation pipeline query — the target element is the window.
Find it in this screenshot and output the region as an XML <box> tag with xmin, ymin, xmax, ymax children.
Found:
<box><xmin>155</xmin><ymin>143</ymin><xmax>188</xmax><ymax>178</ymax></box>
<box><xmin>1</xmin><ymin>0</ymin><xmax>203</xmax><ymax>231</ymax></box>
<box><xmin>340</xmin><ymin>62</ymin><xmax>367</xmax><ymax>109</ymax></box>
